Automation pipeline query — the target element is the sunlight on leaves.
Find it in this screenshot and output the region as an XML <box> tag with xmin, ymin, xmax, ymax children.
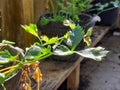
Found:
<box><xmin>75</xmin><ymin>47</ymin><xmax>109</xmax><ymax>61</ymax></box>
<box><xmin>0</xmin><ymin>40</ymin><xmax>15</xmax><ymax>47</ymax></box>
<box><xmin>63</xmin><ymin>20</ymin><xmax>76</xmax><ymax>30</ymax></box>
<box><xmin>21</xmin><ymin>24</ymin><xmax>39</xmax><ymax>38</ymax></box>
<box><xmin>83</xmin><ymin>27</ymin><xmax>93</xmax><ymax>46</ymax></box>
<box><xmin>53</xmin><ymin>45</ymin><xmax>73</xmax><ymax>56</ymax></box>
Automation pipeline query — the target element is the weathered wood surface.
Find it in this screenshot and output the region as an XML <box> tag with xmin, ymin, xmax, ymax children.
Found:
<box><xmin>39</xmin><ymin>26</ymin><xmax>110</xmax><ymax>90</ymax></box>
<box><xmin>1</xmin><ymin>0</ymin><xmax>35</xmax><ymax>47</ymax></box>
<box><xmin>91</xmin><ymin>26</ymin><xmax>110</xmax><ymax>46</ymax></box>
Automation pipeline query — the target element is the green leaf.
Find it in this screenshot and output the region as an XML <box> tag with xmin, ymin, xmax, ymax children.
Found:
<box><xmin>47</xmin><ymin>37</ymin><xmax>58</xmax><ymax>44</ymax></box>
<box><xmin>21</xmin><ymin>24</ymin><xmax>39</xmax><ymax>38</ymax></box>
<box><xmin>65</xmin><ymin>25</ymin><xmax>85</xmax><ymax>50</ymax></box>
<box><xmin>0</xmin><ymin>50</ymin><xmax>17</xmax><ymax>64</ymax></box>
<box><xmin>63</xmin><ymin>20</ymin><xmax>76</xmax><ymax>30</ymax></box>
<box><xmin>111</xmin><ymin>0</ymin><xmax>120</xmax><ymax>7</ymax></box>
<box><xmin>83</xmin><ymin>27</ymin><xmax>93</xmax><ymax>46</ymax></box>
<box><xmin>41</xmin><ymin>35</ymin><xmax>49</xmax><ymax>42</ymax></box>
<box><xmin>25</xmin><ymin>45</ymin><xmax>51</xmax><ymax>60</ymax></box>
<box><xmin>0</xmin><ymin>40</ymin><xmax>15</xmax><ymax>47</ymax></box>
<box><xmin>2</xmin><ymin>40</ymin><xmax>15</xmax><ymax>45</ymax></box>
<box><xmin>25</xmin><ymin>45</ymin><xmax>43</xmax><ymax>60</ymax></box>
<box><xmin>53</xmin><ymin>15</ymin><xmax>65</xmax><ymax>22</ymax></box>
<box><xmin>75</xmin><ymin>47</ymin><xmax>109</xmax><ymax>61</ymax></box>
<box><xmin>41</xmin><ymin>36</ymin><xmax>58</xmax><ymax>45</ymax></box>
<box><xmin>64</xmin><ymin>32</ymin><xmax>70</xmax><ymax>39</ymax></box>
<box><xmin>0</xmin><ymin>73</ymin><xmax>5</xmax><ymax>84</ymax></box>
<box><xmin>85</xmin><ymin>27</ymin><xmax>93</xmax><ymax>37</ymax></box>
<box><xmin>53</xmin><ymin>45</ymin><xmax>73</xmax><ymax>56</ymax></box>
<box><xmin>40</xmin><ymin>17</ymin><xmax>50</xmax><ymax>26</ymax></box>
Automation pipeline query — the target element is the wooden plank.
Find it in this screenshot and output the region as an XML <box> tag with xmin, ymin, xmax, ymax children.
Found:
<box><xmin>39</xmin><ymin>26</ymin><xmax>110</xmax><ymax>90</ymax></box>
<box><xmin>67</xmin><ymin>64</ymin><xmax>80</xmax><ymax>90</ymax></box>
<box><xmin>91</xmin><ymin>26</ymin><xmax>110</xmax><ymax>46</ymax></box>
<box><xmin>1</xmin><ymin>0</ymin><xmax>35</xmax><ymax>47</ymax></box>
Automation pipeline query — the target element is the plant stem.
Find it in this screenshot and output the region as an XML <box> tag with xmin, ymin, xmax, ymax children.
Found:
<box><xmin>22</xmin><ymin>52</ymin><xmax>53</xmax><ymax>65</ymax></box>
<box><xmin>38</xmin><ymin>37</ymin><xmax>43</xmax><ymax>45</ymax></box>
<box><xmin>97</xmin><ymin>7</ymin><xmax>117</xmax><ymax>15</ymax></box>
<box><xmin>1</xmin><ymin>84</ymin><xmax>6</xmax><ymax>90</ymax></box>
<box><xmin>50</xmin><ymin>0</ymin><xmax>55</xmax><ymax>14</ymax></box>
<box><xmin>0</xmin><ymin>65</ymin><xmax>17</xmax><ymax>72</ymax></box>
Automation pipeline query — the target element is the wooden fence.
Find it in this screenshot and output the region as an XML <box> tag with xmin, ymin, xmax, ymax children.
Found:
<box><xmin>0</xmin><ymin>0</ymin><xmax>50</xmax><ymax>47</ymax></box>
<box><xmin>0</xmin><ymin>0</ymin><xmax>120</xmax><ymax>48</ymax></box>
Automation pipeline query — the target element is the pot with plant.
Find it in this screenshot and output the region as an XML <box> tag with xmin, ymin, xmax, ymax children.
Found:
<box><xmin>0</xmin><ymin>40</ymin><xmax>24</xmax><ymax>90</ymax></box>
<box><xmin>37</xmin><ymin>0</ymin><xmax>97</xmax><ymax>38</ymax></box>
<box><xmin>0</xmin><ymin>23</ymin><xmax>109</xmax><ymax>90</ymax></box>
<box><xmin>22</xmin><ymin>23</ymin><xmax>109</xmax><ymax>62</ymax></box>
<box><xmin>88</xmin><ymin>0</ymin><xmax>120</xmax><ymax>26</ymax></box>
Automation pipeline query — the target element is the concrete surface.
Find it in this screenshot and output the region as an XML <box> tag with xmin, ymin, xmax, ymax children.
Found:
<box><xmin>79</xmin><ymin>31</ymin><xmax>120</xmax><ymax>90</ymax></box>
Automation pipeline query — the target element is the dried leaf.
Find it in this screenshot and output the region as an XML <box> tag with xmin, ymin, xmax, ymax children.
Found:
<box><xmin>30</xmin><ymin>61</ymin><xmax>39</xmax><ymax>70</ymax></box>
<box><xmin>22</xmin><ymin>83</ymin><xmax>32</xmax><ymax>90</ymax></box>
<box><xmin>32</xmin><ymin>67</ymin><xmax>42</xmax><ymax>83</ymax></box>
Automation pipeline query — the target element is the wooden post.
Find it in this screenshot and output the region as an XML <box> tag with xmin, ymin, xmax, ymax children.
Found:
<box><xmin>67</xmin><ymin>64</ymin><xmax>80</xmax><ymax>90</ymax></box>
<box><xmin>1</xmin><ymin>0</ymin><xmax>35</xmax><ymax>47</ymax></box>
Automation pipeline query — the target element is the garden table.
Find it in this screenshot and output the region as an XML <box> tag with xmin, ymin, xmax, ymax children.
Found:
<box><xmin>39</xmin><ymin>26</ymin><xmax>110</xmax><ymax>90</ymax></box>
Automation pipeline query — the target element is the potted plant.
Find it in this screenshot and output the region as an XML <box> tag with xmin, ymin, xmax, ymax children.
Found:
<box><xmin>0</xmin><ymin>40</ymin><xmax>24</xmax><ymax>90</ymax></box>
<box><xmin>37</xmin><ymin>0</ymin><xmax>97</xmax><ymax>38</ymax></box>
<box><xmin>88</xmin><ymin>0</ymin><xmax>120</xmax><ymax>26</ymax></box>
<box><xmin>22</xmin><ymin>23</ymin><xmax>109</xmax><ymax>62</ymax></box>
<box><xmin>0</xmin><ymin>23</ymin><xmax>109</xmax><ymax>90</ymax></box>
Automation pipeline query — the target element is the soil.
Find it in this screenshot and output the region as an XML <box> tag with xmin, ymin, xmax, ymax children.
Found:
<box><xmin>79</xmin><ymin>29</ymin><xmax>120</xmax><ymax>90</ymax></box>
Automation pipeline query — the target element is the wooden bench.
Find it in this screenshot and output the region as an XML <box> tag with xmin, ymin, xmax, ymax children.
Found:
<box><xmin>39</xmin><ymin>26</ymin><xmax>110</xmax><ymax>90</ymax></box>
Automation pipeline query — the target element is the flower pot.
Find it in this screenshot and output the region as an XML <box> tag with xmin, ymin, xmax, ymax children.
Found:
<box><xmin>37</xmin><ymin>13</ymin><xmax>70</xmax><ymax>38</ymax></box>
<box><xmin>37</xmin><ymin>13</ymin><xmax>96</xmax><ymax>37</ymax></box>
<box><xmin>37</xmin><ymin>13</ymin><xmax>96</xmax><ymax>61</ymax></box>
<box><xmin>0</xmin><ymin>46</ymin><xmax>23</xmax><ymax>90</ymax></box>
<box><xmin>90</xmin><ymin>0</ymin><xmax>119</xmax><ymax>26</ymax></box>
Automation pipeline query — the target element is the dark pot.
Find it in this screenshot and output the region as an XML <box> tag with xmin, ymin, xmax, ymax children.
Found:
<box><xmin>37</xmin><ymin>13</ymin><xmax>70</xmax><ymax>38</ymax></box>
<box><xmin>37</xmin><ymin>13</ymin><xmax>96</xmax><ymax>37</ymax></box>
<box><xmin>0</xmin><ymin>70</ymin><xmax>22</xmax><ymax>90</ymax></box>
<box><xmin>90</xmin><ymin>0</ymin><xmax>119</xmax><ymax>26</ymax></box>
<box><xmin>78</xmin><ymin>13</ymin><xmax>96</xmax><ymax>31</ymax></box>
<box><xmin>37</xmin><ymin>13</ymin><xmax>96</xmax><ymax>61</ymax></box>
<box><xmin>0</xmin><ymin>46</ymin><xmax>23</xmax><ymax>90</ymax></box>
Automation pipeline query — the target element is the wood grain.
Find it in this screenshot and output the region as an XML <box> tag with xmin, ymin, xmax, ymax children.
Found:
<box><xmin>1</xmin><ymin>0</ymin><xmax>35</xmax><ymax>47</ymax></box>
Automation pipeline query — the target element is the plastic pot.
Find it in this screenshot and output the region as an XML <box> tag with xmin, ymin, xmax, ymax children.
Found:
<box><xmin>90</xmin><ymin>0</ymin><xmax>119</xmax><ymax>26</ymax></box>
<box><xmin>0</xmin><ymin>46</ymin><xmax>23</xmax><ymax>90</ymax></box>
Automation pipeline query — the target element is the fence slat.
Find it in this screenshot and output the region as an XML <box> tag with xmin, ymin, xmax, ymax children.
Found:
<box><xmin>1</xmin><ymin>0</ymin><xmax>35</xmax><ymax>47</ymax></box>
<box><xmin>34</xmin><ymin>0</ymin><xmax>50</xmax><ymax>23</ymax></box>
